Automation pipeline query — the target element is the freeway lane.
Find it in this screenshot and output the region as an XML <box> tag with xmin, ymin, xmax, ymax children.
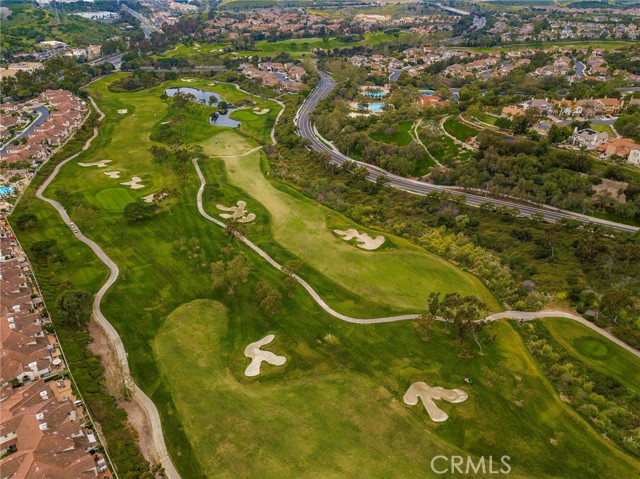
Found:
<box><xmin>296</xmin><ymin>72</ymin><xmax>639</xmax><ymax>234</ymax></box>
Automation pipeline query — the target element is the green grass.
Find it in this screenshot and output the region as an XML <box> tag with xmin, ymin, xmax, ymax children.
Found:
<box><xmin>153</xmin><ymin>298</ymin><xmax>640</xmax><ymax>478</ymax></box>
<box><xmin>166</xmin><ymin>78</ymin><xmax>249</xmax><ymax>104</ymax></box>
<box><xmin>369</xmin><ymin>120</ymin><xmax>413</xmax><ymax>146</ymax></box>
<box><xmin>162</xmin><ymin>32</ymin><xmax>411</xmax><ymax>60</ymax></box>
<box><xmin>95</xmin><ymin>187</ymin><xmax>137</xmax><ymax>212</ymax></box>
<box><xmin>161</xmin><ymin>42</ymin><xmax>227</xmax><ymax>58</ymax></box>
<box><xmin>230</xmin><ymin>97</ymin><xmax>279</xmax><ymax>144</ymax></box>
<box><xmin>2</xmin><ymin>3</ymin><xmax>125</xmax><ymax>52</ymax></box>
<box><xmin>590</xmin><ymin>123</ymin><xmax>615</xmax><ymax>136</ymax></box>
<box><xmin>201</xmin><ymin>145</ymin><xmax>498</xmax><ymax>314</ymax></box>
<box><xmin>544</xmin><ymin>318</ymin><xmax>640</xmax><ymax>393</ymax></box>
<box><xmin>444</xmin><ymin>117</ymin><xmax>480</xmax><ymax>143</ymax></box>
<box><xmin>418</xmin><ymin>124</ymin><xmax>474</xmax><ymax>165</ymax></box>
<box><xmin>473</xmin><ymin>111</ymin><xmax>498</xmax><ymax>126</ymax></box>
<box><xmin>460</xmin><ymin>41</ymin><xmax>635</xmax><ymax>53</ymax></box>
<box><xmin>13</xmin><ymin>73</ymin><xmax>640</xmax><ymax>478</ymax></box>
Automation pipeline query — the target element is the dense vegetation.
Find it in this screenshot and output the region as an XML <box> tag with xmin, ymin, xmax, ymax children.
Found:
<box><xmin>516</xmin><ymin>320</ymin><xmax>640</xmax><ymax>457</ymax></box>
<box><xmin>273</xmin><ymin>94</ymin><xmax>640</xmax><ymax>346</ymax></box>
<box><xmin>0</xmin><ymin>56</ymin><xmax>113</xmax><ymax>100</ymax></box>
<box><xmin>614</xmin><ymin>105</ymin><xmax>640</xmax><ymax>142</ymax></box>
<box><xmin>1</xmin><ymin>1</ymin><xmax>130</xmax><ymax>55</ymax></box>
<box><xmin>433</xmin><ymin>131</ymin><xmax>640</xmax><ymax>221</ymax></box>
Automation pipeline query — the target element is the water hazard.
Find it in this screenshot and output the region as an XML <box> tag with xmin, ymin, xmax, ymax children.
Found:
<box><xmin>165</xmin><ymin>87</ymin><xmax>241</xmax><ymax>128</ymax></box>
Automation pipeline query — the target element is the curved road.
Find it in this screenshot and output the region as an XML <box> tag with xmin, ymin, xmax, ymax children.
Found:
<box><xmin>31</xmin><ymin>83</ymin><xmax>640</xmax><ymax>479</ymax></box>
<box><xmin>36</xmin><ymin>98</ymin><xmax>181</xmax><ymax>479</ymax></box>
<box><xmin>296</xmin><ymin>72</ymin><xmax>638</xmax><ymax>234</ymax></box>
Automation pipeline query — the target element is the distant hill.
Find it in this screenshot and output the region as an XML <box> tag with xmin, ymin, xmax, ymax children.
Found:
<box><xmin>1</xmin><ymin>1</ymin><xmax>128</xmax><ymax>55</ymax></box>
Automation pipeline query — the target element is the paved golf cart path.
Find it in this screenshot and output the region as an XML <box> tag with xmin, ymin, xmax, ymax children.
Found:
<box><xmin>36</xmin><ymin>97</ymin><xmax>181</xmax><ymax>479</ymax></box>
<box><xmin>192</xmin><ymin>157</ymin><xmax>640</xmax><ymax>360</ymax></box>
<box><xmin>35</xmin><ymin>89</ymin><xmax>640</xmax><ymax>479</ymax></box>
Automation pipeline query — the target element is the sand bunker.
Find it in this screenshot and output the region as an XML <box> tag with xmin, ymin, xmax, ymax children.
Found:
<box><xmin>244</xmin><ymin>334</ymin><xmax>286</xmax><ymax>377</ymax></box>
<box><xmin>334</xmin><ymin>229</ymin><xmax>385</xmax><ymax>250</ymax></box>
<box><xmin>142</xmin><ymin>193</ymin><xmax>155</xmax><ymax>203</ymax></box>
<box><xmin>120</xmin><ymin>177</ymin><xmax>145</xmax><ymax>190</ymax></box>
<box><xmin>253</xmin><ymin>107</ymin><xmax>270</xmax><ymax>115</ymax></box>
<box><xmin>117</xmin><ymin>109</ymin><xmax>128</xmax><ymax>115</ymax></box>
<box><xmin>180</xmin><ymin>78</ymin><xmax>194</xmax><ymax>82</ymax></box>
<box><xmin>103</xmin><ymin>171</ymin><xmax>121</xmax><ymax>179</ymax></box>
<box><xmin>216</xmin><ymin>200</ymin><xmax>256</xmax><ymax>223</ymax></box>
<box><xmin>403</xmin><ymin>382</ymin><xmax>468</xmax><ymax>422</ymax></box>
<box><xmin>79</xmin><ymin>160</ymin><xmax>112</xmax><ymax>168</ymax></box>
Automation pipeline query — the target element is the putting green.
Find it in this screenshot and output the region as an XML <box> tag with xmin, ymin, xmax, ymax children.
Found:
<box><xmin>95</xmin><ymin>187</ymin><xmax>137</xmax><ymax>212</ymax></box>
<box><xmin>545</xmin><ymin>318</ymin><xmax>640</xmax><ymax>393</ymax></box>
<box><xmin>576</xmin><ymin>337</ymin><xmax>609</xmax><ymax>358</ymax></box>
<box><xmin>154</xmin><ymin>300</ymin><xmax>463</xmax><ymax>478</ymax></box>
<box><xmin>13</xmin><ymin>74</ymin><xmax>640</xmax><ymax>479</ymax></box>
<box><xmin>207</xmin><ymin>145</ymin><xmax>498</xmax><ymax>313</ymax></box>
<box><xmin>153</xmin><ymin>300</ymin><xmax>640</xmax><ymax>479</ymax></box>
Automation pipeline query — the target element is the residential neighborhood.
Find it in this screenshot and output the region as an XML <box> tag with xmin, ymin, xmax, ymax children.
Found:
<box><xmin>0</xmin><ymin>89</ymin><xmax>89</xmax><ymax>213</ymax></box>
<box><xmin>0</xmin><ymin>220</ymin><xmax>113</xmax><ymax>478</ymax></box>
<box><xmin>238</xmin><ymin>61</ymin><xmax>307</xmax><ymax>92</ymax></box>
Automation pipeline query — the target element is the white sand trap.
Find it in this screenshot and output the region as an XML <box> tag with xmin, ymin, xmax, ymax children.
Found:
<box><xmin>117</xmin><ymin>109</ymin><xmax>128</xmax><ymax>115</ymax></box>
<box><xmin>403</xmin><ymin>382</ymin><xmax>468</xmax><ymax>422</ymax></box>
<box><xmin>252</xmin><ymin>107</ymin><xmax>269</xmax><ymax>115</ymax></box>
<box><xmin>79</xmin><ymin>160</ymin><xmax>112</xmax><ymax>168</ymax></box>
<box><xmin>334</xmin><ymin>228</ymin><xmax>385</xmax><ymax>250</ymax></box>
<box><xmin>103</xmin><ymin>171</ymin><xmax>121</xmax><ymax>179</ymax></box>
<box><xmin>180</xmin><ymin>78</ymin><xmax>194</xmax><ymax>82</ymax></box>
<box><xmin>120</xmin><ymin>176</ymin><xmax>145</xmax><ymax>190</ymax></box>
<box><xmin>142</xmin><ymin>193</ymin><xmax>155</xmax><ymax>203</ymax></box>
<box><xmin>244</xmin><ymin>334</ymin><xmax>286</xmax><ymax>377</ymax></box>
<box><xmin>216</xmin><ymin>200</ymin><xmax>255</xmax><ymax>223</ymax></box>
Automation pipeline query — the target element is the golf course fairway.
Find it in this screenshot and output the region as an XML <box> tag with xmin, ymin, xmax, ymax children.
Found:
<box><xmin>12</xmin><ymin>74</ymin><xmax>640</xmax><ymax>479</ymax></box>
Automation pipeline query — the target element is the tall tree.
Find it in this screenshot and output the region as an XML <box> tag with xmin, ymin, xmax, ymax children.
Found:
<box><xmin>56</xmin><ymin>290</ymin><xmax>93</xmax><ymax>328</ymax></box>
<box><xmin>211</xmin><ymin>254</ymin><xmax>252</xmax><ymax>295</ymax></box>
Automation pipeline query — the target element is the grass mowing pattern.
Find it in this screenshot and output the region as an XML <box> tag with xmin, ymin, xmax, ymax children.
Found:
<box><xmin>153</xmin><ymin>299</ymin><xmax>640</xmax><ymax>478</ymax></box>
<box><xmin>202</xmin><ymin>147</ymin><xmax>498</xmax><ymax>313</ymax></box>
<box><xmin>14</xmin><ymin>73</ymin><xmax>640</xmax><ymax>478</ymax></box>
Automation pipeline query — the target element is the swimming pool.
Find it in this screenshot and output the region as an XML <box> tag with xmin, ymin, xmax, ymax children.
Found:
<box><xmin>0</xmin><ymin>186</ymin><xmax>16</xmax><ymax>195</ymax></box>
<box><xmin>368</xmin><ymin>102</ymin><xmax>386</xmax><ymax>113</ymax></box>
<box><xmin>419</xmin><ymin>90</ymin><xmax>435</xmax><ymax>96</ymax></box>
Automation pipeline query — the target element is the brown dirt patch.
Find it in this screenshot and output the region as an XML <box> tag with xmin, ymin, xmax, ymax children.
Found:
<box><xmin>88</xmin><ymin>319</ymin><xmax>157</xmax><ymax>467</ymax></box>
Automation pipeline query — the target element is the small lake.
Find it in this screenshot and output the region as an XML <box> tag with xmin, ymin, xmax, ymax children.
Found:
<box><xmin>165</xmin><ymin>87</ymin><xmax>241</xmax><ymax>128</ymax></box>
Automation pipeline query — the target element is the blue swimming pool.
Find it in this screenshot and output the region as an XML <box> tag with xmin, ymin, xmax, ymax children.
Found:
<box><xmin>0</xmin><ymin>186</ymin><xmax>16</xmax><ymax>195</ymax></box>
<box><xmin>368</xmin><ymin>102</ymin><xmax>386</xmax><ymax>113</ymax></box>
<box><xmin>419</xmin><ymin>89</ymin><xmax>435</xmax><ymax>96</ymax></box>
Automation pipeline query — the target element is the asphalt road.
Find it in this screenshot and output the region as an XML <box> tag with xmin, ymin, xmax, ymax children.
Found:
<box><xmin>121</xmin><ymin>5</ymin><xmax>161</xmax><ymax>39</ymax></box>
<box><xmin>296</xmin><ymin>72</ymin><xmax>638</xmax><ymax>234</ymax></box>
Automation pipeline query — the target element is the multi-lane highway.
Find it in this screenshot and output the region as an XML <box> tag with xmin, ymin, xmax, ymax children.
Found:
<box><xmin>296</xmin><ymin>72</ymin><xmax>639</xmax><ymax>233</ymax></box>
<box><xmin>121</xmin><ymin>5</ymin><xmax>162</xmax><ymax>39</ymax></box>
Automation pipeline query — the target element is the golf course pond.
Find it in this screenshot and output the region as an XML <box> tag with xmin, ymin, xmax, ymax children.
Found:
<box><xmin>165</xmin><ymin>86</ymin><xmax>241</xmax><ymax>128</ymax></box>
